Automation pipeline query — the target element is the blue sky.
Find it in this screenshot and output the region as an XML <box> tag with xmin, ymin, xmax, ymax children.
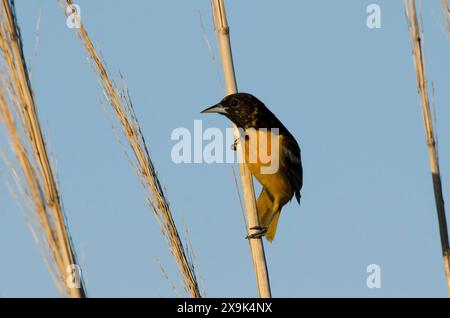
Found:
<box><xmin>1</xmin><ymin>0</ymin><xmax>450</xmax><ymax>297</ymax></box>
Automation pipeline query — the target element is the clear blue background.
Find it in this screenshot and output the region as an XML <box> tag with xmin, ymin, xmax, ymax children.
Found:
<box><xmin>1</xmin><ymin>0</ymin><xmax>450</xmax><ymax>297</ymax></box>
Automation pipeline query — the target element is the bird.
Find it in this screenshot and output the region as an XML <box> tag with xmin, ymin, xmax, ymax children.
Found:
<box><xmin>201</xmin><ymin>92</ymin><xmax>302</xmax><ymax>242</ymax></box>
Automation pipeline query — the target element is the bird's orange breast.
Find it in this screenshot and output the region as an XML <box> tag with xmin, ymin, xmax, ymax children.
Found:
<box><xmin>244</xmin><ymin>129</ymin><xmax>293</xmax><ymax>205</ymax></box>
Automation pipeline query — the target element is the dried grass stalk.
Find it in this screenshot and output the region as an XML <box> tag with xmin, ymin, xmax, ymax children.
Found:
<box><xmin>0</xmin><ymin>0</ymin><xmax>85</xmax><ymax>297</ymax></box>
<box><xmin>441</xmin><ymin>0</ymin><xmax>450</xmax><ymax>40</ymax></box>
<box><xmin>211</xmin><ymin>0</ymin><xmax>271</xmax><ymax>297</ymax></box>
<box><xmin>57</xmin><ymin>0</ymin><xmax>201</xmax><ymax>297</ymax></box>
<box><xmin>404</xmin><ymin>0</ymin><xmax>450</xmax><ymax>296</ymax></box>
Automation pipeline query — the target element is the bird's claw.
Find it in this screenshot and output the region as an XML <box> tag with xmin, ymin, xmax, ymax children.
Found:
<box><xmin>231</xmin><ymin>137</ymin><xmax>240</xmax><ymax>151</ymax></box>
<box><xmin>245</xmin><ymin>226</ymin><xmax>267</xmax><ymax>240</ymax></box>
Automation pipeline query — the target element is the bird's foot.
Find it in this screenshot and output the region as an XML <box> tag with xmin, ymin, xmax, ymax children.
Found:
<box><xmin>245</xmin><ymin>226</ymin><xmax>267</xmax><ymax>240</ymax></box>
<box><xmin>231</xmin><ymin>137</ymin><xmax>240</xmax><ymax>151</ymax></box>
<box><xmin>231</xmin><ymin>136</ymin><xmax>250</xmax><ymax>151</ymax></box>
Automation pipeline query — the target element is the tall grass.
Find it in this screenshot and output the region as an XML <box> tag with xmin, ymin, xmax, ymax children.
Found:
<box><xmin>404</xmin><ymin>0</ymin><xmax>450</xmax><ymax>296</ymax></box>
<box><xmin>57</xmin><ymin>0</ymin><xmax>201</xmax><ymax>297</ymax></box>
<box><xmin>0</xmin><ymin>0</ymin><xmax>85</xmax><ymax>297</ymax></box>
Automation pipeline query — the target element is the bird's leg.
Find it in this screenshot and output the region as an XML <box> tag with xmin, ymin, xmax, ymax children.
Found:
<box><xmin>245</xmin><ymin>226</ymin><xmax>268</xmax><ymax>239</ymax></box>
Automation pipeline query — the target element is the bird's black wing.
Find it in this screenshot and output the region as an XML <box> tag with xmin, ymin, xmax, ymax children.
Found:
<box><xmin>251</xmin><ymin>100</ymin><xmax>303</xmax><ymax>204</ymax></box>
<box><xmin>280</xmin><ymin>134</ymin><xmax>303</xmax><ymax>204</ymax></box>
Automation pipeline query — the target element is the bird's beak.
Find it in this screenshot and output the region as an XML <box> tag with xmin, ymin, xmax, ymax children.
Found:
<box><xmin>201</xmin><ymin>103</ymin><xmax>227</xmax><ymax>115</ymax></box>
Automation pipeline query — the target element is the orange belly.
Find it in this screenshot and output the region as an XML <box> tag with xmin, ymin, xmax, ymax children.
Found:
<box><xmin>244</xmin><ymin>129</ymin><xmax>293</xmax><ymax>205</ymax></box>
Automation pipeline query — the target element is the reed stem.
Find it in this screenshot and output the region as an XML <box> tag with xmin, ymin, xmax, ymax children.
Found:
<box><xmin>211</xmin><ymin>0</ymin><xmax>271</xmax><ymax>298</ymax></box>
<box><xmin>404</xmin><ymin>0</ymin><xmax>450</xmax><ymax>297</ymax></box>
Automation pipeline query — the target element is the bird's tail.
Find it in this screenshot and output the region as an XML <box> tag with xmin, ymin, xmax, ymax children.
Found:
<box><xmin>265</xmin><ymin>211</ymin><xmax>280</xmax><ymax>242</ymax></box>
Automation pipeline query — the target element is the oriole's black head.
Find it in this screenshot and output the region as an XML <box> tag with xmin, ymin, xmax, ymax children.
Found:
<box><xmin>201</xmin><ymin>93</ymin><xmax>282</xmax><ymax>130</ymax></box>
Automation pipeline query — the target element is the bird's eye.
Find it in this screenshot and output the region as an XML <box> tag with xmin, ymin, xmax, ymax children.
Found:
<box><xmin>231</xmin><ymin>99</ymin><xmax>239</xmax><ymax>107</ymax></box>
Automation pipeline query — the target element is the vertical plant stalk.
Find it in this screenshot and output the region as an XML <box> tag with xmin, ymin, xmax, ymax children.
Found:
<box><xmin>404</xmin><ymin>0</ymin><xmax>450</xmax><ymax>296</ymax></box>
<box><xmin>440</xmin><ymin>0</ymin><xmax>450</xmax><ymax>40</ymax></box>
<box><xmin>58</xmin><ymin>0</ymin><xmax>201</xmax><ymax>297</ymax></box>
<box><xmin>0</xmin><ymin>0</ymin><xmax>85</xmax><ymax>297</ymax></box>
<box><xmin>211</xmin><ymin>0</ymin><xmax>271</xmax><ymax>297</ymax></box>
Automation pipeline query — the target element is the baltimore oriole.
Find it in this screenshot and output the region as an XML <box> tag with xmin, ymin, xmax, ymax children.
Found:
<box><xmin>202</xmin><ymin>93</ymin><xmax>303</xmax><ymax>242</ymax></box>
